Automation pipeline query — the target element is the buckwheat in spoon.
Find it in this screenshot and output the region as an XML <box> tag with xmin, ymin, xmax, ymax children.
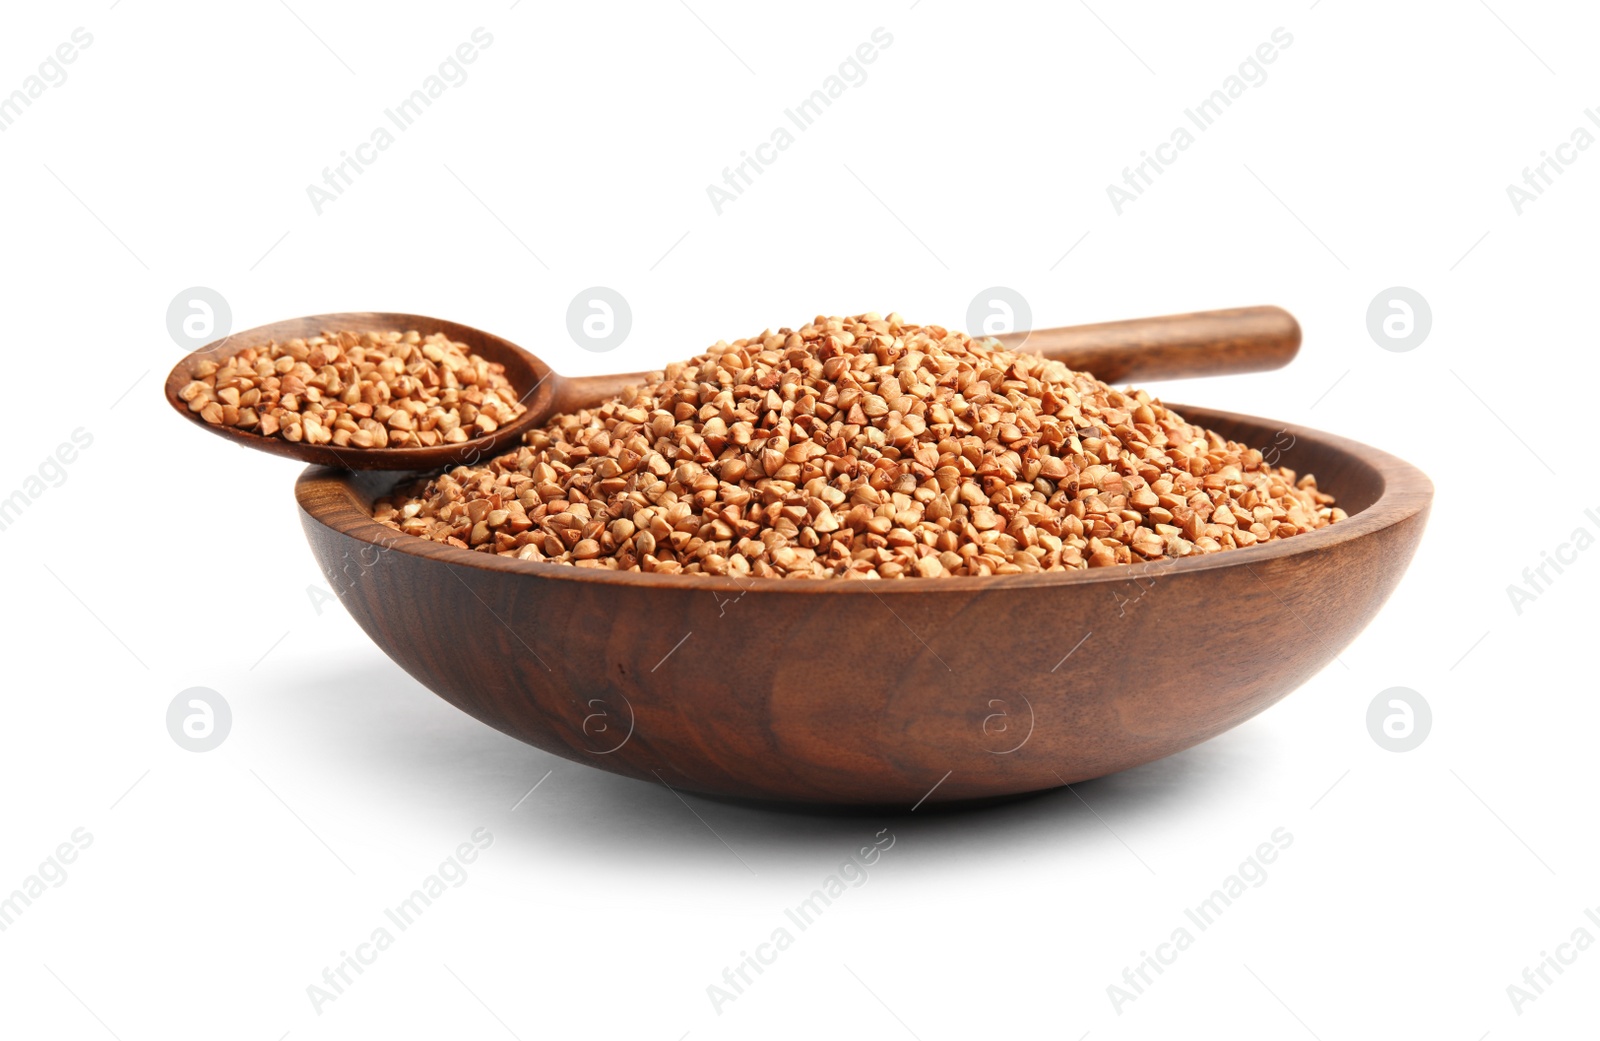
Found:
<box><xmin>164</xmin><ymin>305</ymin><xmax>1432</xmax><ymax>806</ymax></box>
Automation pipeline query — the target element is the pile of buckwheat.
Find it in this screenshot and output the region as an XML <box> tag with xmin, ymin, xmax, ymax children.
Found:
<box><xmin>179</xmin><ymin>330</ymin><xmax>526</xmax><ymax>448</ymax></box>
<box><xmin>372</xmin><ymin>313</ymin><xmax>1343</xmax><ymax>578</ymax></box>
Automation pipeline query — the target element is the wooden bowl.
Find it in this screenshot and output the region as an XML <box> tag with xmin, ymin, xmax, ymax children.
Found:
<box><xmin>295</xmin><ymin>406</ymin><xmax>1431</xmax><ymax>807</ymax></box>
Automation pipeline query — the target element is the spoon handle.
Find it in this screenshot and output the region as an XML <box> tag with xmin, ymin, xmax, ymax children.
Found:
<box><xmin>551</xmin><ymin>305</ymin><xmax>1300</xmax><ymax>413</ymax></box>
<box><xmin>548</xmin><ymin>372</ymin><xmax>657</xmax><ymax>416</ymax></box>
<box><xmin>992</xmin><ymin>305</ymin><xmax>1300</xmax><ymax>384</ymax></box>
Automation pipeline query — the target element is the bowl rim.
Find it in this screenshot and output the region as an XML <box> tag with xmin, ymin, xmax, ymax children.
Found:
<box><xmin>294</xmin><ymin>403</ymin><xmax>1433</xmax><ymax>596</ymax></box>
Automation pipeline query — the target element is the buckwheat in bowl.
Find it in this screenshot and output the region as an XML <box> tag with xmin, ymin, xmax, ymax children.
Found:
<box><xmin>297</xmin><ymin>314</ymin><xmax>1430</xmax><ymax>806</ymax></box>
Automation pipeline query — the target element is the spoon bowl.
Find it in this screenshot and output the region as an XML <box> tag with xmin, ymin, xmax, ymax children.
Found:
<box><xmin>163</xmin><ymin>312</ymin><xmax>615</xmax><ymax>470</ymax></box>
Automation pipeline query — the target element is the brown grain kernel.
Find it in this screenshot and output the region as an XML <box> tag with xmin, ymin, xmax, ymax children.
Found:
<box><xmin>179</xmin><ymin>329</ymin><xmax>525</xmax><ymax>450</ymax></box>
<box><xmin>373</xmin><ymin>313</ymin><xmax>1339</xmax><ymax>577</ymax></box>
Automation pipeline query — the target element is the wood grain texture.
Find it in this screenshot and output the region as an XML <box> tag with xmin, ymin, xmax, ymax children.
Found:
<box><xmin>294</xmin><ymin>404</ymin><xmax>1431</xmax><ymax>807</ymax></box>
<box><xmin>993</xmin><ymin>305</ymin><xmax>1300</xmax><ymax>384</ymax></box>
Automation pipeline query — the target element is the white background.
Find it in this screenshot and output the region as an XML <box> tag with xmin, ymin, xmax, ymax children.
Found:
<box><xmin>2</xmin><ymin>1</ymin><xmax>1596</xmax><ymax>1037</ymax></box>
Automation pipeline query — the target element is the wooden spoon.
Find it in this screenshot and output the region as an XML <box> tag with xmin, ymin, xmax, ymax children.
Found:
<box><xmin>163</xmin><ymin>305</ymin><xmax>1299</xmax><ymax>471</ymax></box>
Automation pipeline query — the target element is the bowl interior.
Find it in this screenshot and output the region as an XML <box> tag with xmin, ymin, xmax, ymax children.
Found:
<box><xmin>305</xmin><ymin>400</ymin><xmax>1419</xmax><ymax>593</ymax></box>
<box><xmin>1195</xmin><ymin>409</ymin><xmax>1385</xmax><ymax>515</ymax></box>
